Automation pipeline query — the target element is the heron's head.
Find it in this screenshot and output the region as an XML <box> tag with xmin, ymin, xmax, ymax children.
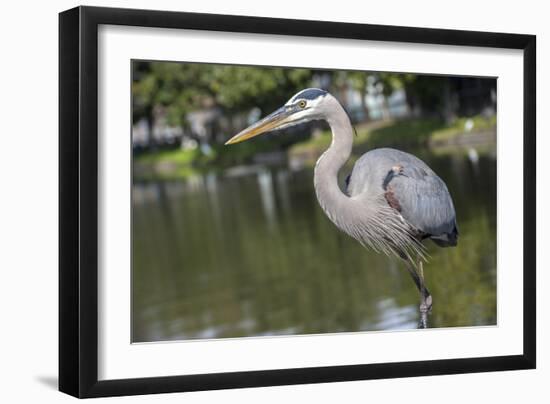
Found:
<box><xmin>225</xmin><ymin>88</ymin><xmax>330</xmax><ymax>145</ymax></box>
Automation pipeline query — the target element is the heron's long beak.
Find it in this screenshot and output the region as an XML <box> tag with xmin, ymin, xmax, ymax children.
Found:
<box><xmin>225</xmin><ymin>107</ymin><xmax>291</xmax><ymax>145</ymax></box>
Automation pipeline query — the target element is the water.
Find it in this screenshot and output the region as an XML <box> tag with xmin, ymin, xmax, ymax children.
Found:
<box><xmin>132</xmin><ymin>149</ymin><xmax>497</xmax><ymax>343</ymax></box>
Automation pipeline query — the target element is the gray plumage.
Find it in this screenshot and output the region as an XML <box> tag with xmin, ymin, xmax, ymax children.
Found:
<box><xmin>308</xmin><ymin>91</ymin><xmax>457</xmax><ymax>261</ymax></box>
<box><xmin>347</xmin><ymin>148</ymin><xmax>458</xmax><ymax>248</ymax></box>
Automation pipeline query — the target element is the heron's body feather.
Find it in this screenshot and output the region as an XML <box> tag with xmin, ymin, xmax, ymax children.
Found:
<box><xmin>347</xmin><ymin>148</ymin><xmax>458</xmax><ymax>247</ymax></box>
<box><xmin>312</xmin><ymin>96</ymin><xmax>429</xmax><ymax>260</ymax></box>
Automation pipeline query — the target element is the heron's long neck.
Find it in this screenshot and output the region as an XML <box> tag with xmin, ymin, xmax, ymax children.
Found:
<box><xmin>314</xmin><ymin>103</ymin><xmax>354</xmax><ymax>227</ymax></box>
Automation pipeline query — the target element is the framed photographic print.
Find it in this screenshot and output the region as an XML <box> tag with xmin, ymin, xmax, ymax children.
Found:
<box><xmin>59</xmin><ymin>6</ymin><xmax>536</xmax><ymax>398</ymax></box>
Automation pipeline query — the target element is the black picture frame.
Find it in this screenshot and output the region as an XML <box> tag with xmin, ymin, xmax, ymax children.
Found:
<box><xmin>59</xmin><ymin>5</ymin><xmax>536</xmax><ymax>398</ymax></box>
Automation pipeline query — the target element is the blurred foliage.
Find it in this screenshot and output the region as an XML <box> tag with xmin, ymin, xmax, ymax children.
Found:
<box><xmin>133</xmin><ymin>61</ymin><xmax>313</xmax><ymax>127</ymax></box>
<box><xmin>132</xmin><ymin>61</ymin><xmax>473</xmax><ymax>133</ymax></box>
<box><xmin>209</xmin><ymin>66</ymin><xmax>312</xmax><ymax>112</ymax></box>
<box><xmin>135</xmin><ymin>115</ymin><xmax>496</xmax><ymax>181</ymax></box>
<box><xmin>132</xmin><ymin>61</ymin><xmax>496</xmax><ymax>178</ymax></box>
<box><xmin>288</xmin><ymin>114</ymin><xmax>496</xmax><ymax>163</ymax></box>
<box><xmin>133</xmin><ymin>62</ymin><xmax>212</xmax><ymax>128</ymax></box>
<box><xmin>430</xmin><ymin>115</ymin><xmax>497</xmax><ymax>142</ymax></box>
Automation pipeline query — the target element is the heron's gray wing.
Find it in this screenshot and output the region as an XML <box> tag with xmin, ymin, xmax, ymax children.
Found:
<box><xmin>347</xmin><ymin>148</ymin><xmax>458</xmax><ymax>246</ymax></box>
<box><xmin>386</xmin><ymin>164</ymin><xmax>458</xmax><ymax>244</ymax></box>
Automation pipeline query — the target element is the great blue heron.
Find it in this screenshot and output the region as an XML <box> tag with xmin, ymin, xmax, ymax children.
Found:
<box><xmin>225</xmin><ymin>88</ymin><xmax>458</xmax><ymax>328</ymax></box>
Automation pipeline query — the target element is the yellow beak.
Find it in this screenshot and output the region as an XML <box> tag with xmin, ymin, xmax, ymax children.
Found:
<box><xmin>225</xmin><ymin>107</ymin><xmax>290</xmax><ymax>145</ymax></box>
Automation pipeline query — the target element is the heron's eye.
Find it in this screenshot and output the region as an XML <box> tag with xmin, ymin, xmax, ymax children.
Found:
<box><xmin>298</xmin><ymin>100</ymin><xmax>307</xmax><ymax>109</ymax></box>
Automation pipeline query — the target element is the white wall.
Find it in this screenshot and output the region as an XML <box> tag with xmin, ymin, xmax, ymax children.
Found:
<box><xmin>0</xmin><ymin>1</ymin><xmax>545</xmax><ymax>402</ymax></box>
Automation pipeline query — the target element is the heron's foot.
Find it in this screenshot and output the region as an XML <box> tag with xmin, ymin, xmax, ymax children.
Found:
<box><xmin>418</xmin><ymin>295</ymin><xmax>432</xmax><ymax>329</ymax></box>
<box><xmin>419</xmin><ymin>294</ymin><xmax>433</xmax><ymax>313</ymax></box>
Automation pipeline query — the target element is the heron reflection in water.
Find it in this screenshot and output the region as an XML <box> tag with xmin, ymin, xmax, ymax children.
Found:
<box><xmin>226</xmin><ymin>89</ymin><xmax>458</xmax><ymax>328</ymax></box>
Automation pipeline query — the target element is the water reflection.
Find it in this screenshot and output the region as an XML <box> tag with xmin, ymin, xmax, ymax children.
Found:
<box><xmin>132</xmin><ymin>150</ymin><xmax>496</xmax><ymax>342</ymax></box>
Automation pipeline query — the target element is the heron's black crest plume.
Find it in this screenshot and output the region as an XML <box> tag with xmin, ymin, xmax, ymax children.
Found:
<box><xmin>290</xmin><ymin>88</ymin><xmax>327</xmax><ymax>102</ymax></box>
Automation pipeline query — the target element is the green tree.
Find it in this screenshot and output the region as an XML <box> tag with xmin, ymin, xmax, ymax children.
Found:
<box><xmin>209</xmin><ymin>65</ymin><xmax>312</xmax><ymax>113</ymax></box>
<box><xmin>132</xmin><ymin>62</ymin><xmax>314</xmax><ymax>147</ymax></box>
<box><xmin>347</xmin><ymin>71</ymin><xmax>370</xmax><ymax>121</ymax></box>
<box><xmin>133</xmin><ymin>62</ymin><xmax>216</xmax><ymax>145</ymax></box>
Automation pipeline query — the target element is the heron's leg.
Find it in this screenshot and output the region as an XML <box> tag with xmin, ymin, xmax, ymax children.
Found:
<box><xmin>417</xmin><ymin>260</ymin><xmax>432</xmax><ymax>312</ymax></box>
<box><xmin>404</xmin><ymin>258</ymin><xmax>432</xmax><ymax>329</ymax></box>
<box><xmin>404</xmin><ymin>259</ymin><xmax>431</xmax><ymax>299</ymax></box>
